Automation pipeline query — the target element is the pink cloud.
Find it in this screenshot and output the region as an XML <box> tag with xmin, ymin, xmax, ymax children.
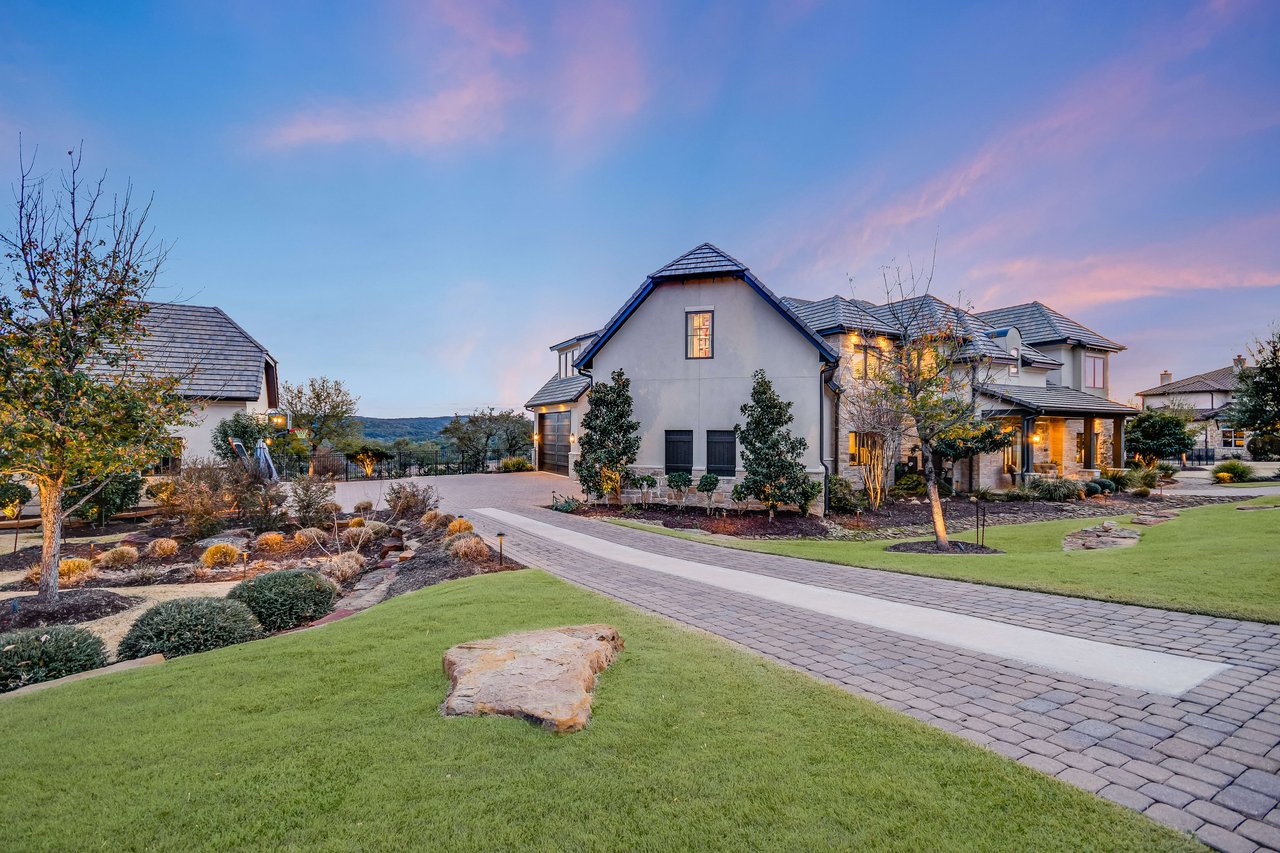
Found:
<box><xmin>549</xmin><ymin>2</ymin><xmax>649</xmax><ymax>142</ymax></box>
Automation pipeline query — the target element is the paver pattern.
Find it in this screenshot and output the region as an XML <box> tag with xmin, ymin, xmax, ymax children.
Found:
<box><xmin>428</xmin><ymin>474</ymin><xmax>1280</xmax><ymax>850</ymax></box>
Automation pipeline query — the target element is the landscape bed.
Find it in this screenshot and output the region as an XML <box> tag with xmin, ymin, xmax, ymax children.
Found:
<box><xmin>0</xmin><ymin>570</ymin><xmax>1193</xmax><ymax>852</ymax></box>
<box><xmin>607</xmin><ymin>495</ymin><xmax>1280</xmax><ymax>622</ymax></box>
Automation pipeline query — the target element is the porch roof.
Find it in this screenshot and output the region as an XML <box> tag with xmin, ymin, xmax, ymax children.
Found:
<box><xmin>525</xmin><ymin>373</ymin><xmax>591</xmax><ymax>408</ymax></box>
<box><xmin>980</xmin><ymin>382</ymin><xmax>1138</xmax><ymax>417</ymax></box>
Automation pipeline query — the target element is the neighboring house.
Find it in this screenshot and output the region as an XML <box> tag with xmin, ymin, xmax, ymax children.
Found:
<box><xmin>132</xmin><ymin>303</ymin><xmax>280</xmax><ymax>464</ymax></box>
<box><xmin>526</xmin><ymin>244</ymin><xmax>1136</xmax><ymax>507</ymax></box>
<box><xmin>1136</xmin><ymin>357</ymin><xmax>1257</xmax><ymax>461</ymax></box>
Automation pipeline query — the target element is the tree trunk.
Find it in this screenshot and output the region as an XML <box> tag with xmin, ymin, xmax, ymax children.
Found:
<box><xmin>36</xmin><ymin>478</ymin><xmax>64</xmax><ymax>603</ymax></box>
<box><xmin>920</xmin><ymin>442</ymin><xmax>950</xmax><ymax>551</ymax></box>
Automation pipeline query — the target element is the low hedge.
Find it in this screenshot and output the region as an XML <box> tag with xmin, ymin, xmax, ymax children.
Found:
<box><xmin>228</xmin><ymin>570</ymin><xmax>337</xmax><ymax>631</ymax></box>
<box><xmin>1</xmin><ymin>625</ymin><xmax>108</xmax><ymax>693</ymax></box>
<box><xmin>118</xmin><ymin>597</ymin><xmax>262</xmax><ymax>660</ymax></box>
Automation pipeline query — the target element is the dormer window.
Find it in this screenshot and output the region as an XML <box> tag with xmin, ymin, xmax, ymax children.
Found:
<box><xmin>559</xmin><ymin>347</ymin><xmax>578</xmax><ymax>379</ymax></box>
<box><xmin>686</xmin><ymin>310</ymin><xmax>713</xmax><ymax>359</ymax></box>
<box><xmin>1008</xmin><ymin>347</ymin><xmax>1020</xmax><ymax>377</ymax></box>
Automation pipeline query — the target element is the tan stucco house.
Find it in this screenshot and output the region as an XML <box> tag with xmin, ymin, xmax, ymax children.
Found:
<box><xmin>133</xmin><ymin>303</ymin><xmax>280</xmax><ymax>465</ymax></box>
<box><xmin>525</xmin><ymin>243</ymin><xmax>1136</xmax><ymax>507</ymax></box>
<box><xmin>1136</xmin><ymin>357</ymin><xmax>1258</xmax><ymax>461</ymax></box>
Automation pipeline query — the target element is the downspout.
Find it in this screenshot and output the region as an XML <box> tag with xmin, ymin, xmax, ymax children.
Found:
<box><xmin>819</xmin><ymin>362</ymin><xmax>838</xmax><ymax>514</ymax></box>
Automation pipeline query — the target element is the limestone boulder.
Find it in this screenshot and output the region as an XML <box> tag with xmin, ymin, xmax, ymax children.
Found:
<box><xmin>442</xmin><ymin>624</ymin><xmax>623</xmax><ymax>733</ymax></box>
<box><xmin>1063</xmin><ymin>523</ymin><xmax>1141</xmax><ymax>552</ymax></box>
<box><xmin>193</xmin><ymin>532</ymin><xmax>250</xmax><ymax>552</ymax></box>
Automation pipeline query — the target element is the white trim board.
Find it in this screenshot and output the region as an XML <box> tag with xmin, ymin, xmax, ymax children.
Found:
<box><xmin>476</xmin><ymin>508</ymin><xmax>1229</xmax><ymax>696</ymax></box>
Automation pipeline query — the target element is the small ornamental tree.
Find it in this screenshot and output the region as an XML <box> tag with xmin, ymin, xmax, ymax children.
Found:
<box><xmin>697</xmin><ymin>472</ymin><xmax>720</xmax><ymax>515</ymax></box>
<box><xmin>211</xmin><ymin>411</ymin><xmax>269</xmax><ymax>464</ymax></box>
<box><xmin>1233</xmin><ymin>329</ymin><xmax>1280</xmax><ymax>441</ymax></box>
<box><xmin>735</xmin><ymin>369</ymin><xmax>820</xmax><ymax>521</ymax></box>
<box><xmin>0</xmin><ymin>147</ymin><xmax>192</xmax><ymax>603</ymax></box>
<box><xmin>1124</xmin><ymin>409</ymin><xmax>1195</xmax><ymax>461</ymax></box>
<box><xmin>281</xmin><ymin>377</ymin><xmax>360</xmax><ymax>475</ymax></box>
<box><xmin>573</xmin><ymin>369</ymin><xmax>640</xmax><ymax>502</ymax></box>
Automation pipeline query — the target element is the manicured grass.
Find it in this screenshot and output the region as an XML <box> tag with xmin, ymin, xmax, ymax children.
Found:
<box><xmin>0</xmin><ymin>571</ymin><xmax>1192</xmax><ymax>852</ymax></box>
<box><xmin>610</xmin><ymin>495</ymin><xmax>1280</xmax><ymax>623</ymax></box>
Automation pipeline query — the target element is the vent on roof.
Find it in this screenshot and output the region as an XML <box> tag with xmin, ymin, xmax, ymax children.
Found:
<box><xmin>1160</xmin><ymin>370</ymin><xmax>1172</xmax><ymax>385</ymax></box>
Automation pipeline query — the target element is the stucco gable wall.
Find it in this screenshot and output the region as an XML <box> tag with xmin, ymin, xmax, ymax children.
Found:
<box><xmin>591</xmin><ymin>277</ymin><xmax>825</xmax><ymax>473</ymax></box>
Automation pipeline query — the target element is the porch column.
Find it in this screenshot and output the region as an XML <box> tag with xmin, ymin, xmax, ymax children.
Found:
<box><xmin>1112</xmin><ymin>416</ymin><xmax>1126</xmax><ymax>467</ymax></box>
<box><xmin>1082</xmin><ymin>416</ymin><xmax>1096</xmax><ymax>469</ymax></box>
<box><xmin>1021</xmin><ymin>415</ymin><xmax>1037</xmax><ymax>478</ymax></box>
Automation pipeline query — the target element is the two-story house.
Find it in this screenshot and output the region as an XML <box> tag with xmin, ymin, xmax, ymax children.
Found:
<box><xmin>1136</xmin><ymin>357</ymin><xmax>1261</xmax><ymax>461</ymax></box>
<box><xmin>525</xmin><ymin>244</ymin><xmax>1137</xmax><ymax>507</ymax></box>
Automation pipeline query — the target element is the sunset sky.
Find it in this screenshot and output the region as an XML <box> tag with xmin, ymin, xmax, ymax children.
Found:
<box><xmin>3</xmin><ymin>0</ymin><xmax>1278</xmax><ymax>416</ymax></box>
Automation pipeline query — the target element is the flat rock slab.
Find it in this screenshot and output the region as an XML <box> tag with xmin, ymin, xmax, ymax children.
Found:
<box><xmin>1064</xmin><ymin>521</ymin><xmax>1141</xmax><ymax>551</ymax></box>
<box><xmin>193</xmin><ymin>533</ymin><xmax>250</xmax><ymax>552</ymax></box>
<box><xmin>1131</xmin><ymin>511</ymin><xmax>1178</xmax><ymax>526</ymax></box>
<box><xmin>442</xmin><ymin>624</ymin><xmax>623</xmax><ymax>733</ymax></box>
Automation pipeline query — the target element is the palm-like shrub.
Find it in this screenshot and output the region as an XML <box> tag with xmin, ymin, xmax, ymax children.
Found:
<box><xmin>1</xmin><ymin>625</ymin><xmax>107</xmax><ymax>693</ymax></box>
<box><xmin>1030</xmin><ymin>478</ymin><xmax>1084</xmax><ymax>502</ymax></box>
<box><xmin>1101</xmin><ymin>467</ymin><xmax>1134</xmax><ymax>492</ymax></box>
<box><xmin>201</xmin><ymin>543</ymin><xmax>241</xmax><ymax>568</ymax></box>
<box><xmin>228</xmin><ymin>570</ymin><xmax>337</xmax><ymax>631</ymax></box>
<box><xmin>97</xmin><ymin>546</ymin><xmax>139</xmax><ymax>568</ymax></box>
<box><xmin>145</xmin><ymin>538</ymin><xmax>180</xmax><ymax>559</ymax></box>
<box><xmin>117</xmin><ymin>597</ymin><xmax>262</xmax><ymax>660</ymax></box>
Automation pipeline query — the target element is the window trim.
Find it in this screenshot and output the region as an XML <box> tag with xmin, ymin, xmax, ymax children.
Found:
<box><xmin>685</xmin><ymin>310</ymin><xmax>714</xmax><ymax>360</ymax></box>
<box><xmin>1084</xmin><ymin>353</ymin><xmax>1106</xmax><ymax>389</ymax></box>
<box><xmin>1221</xmin><ymin>429</ymin><xmax>1246</xmax><ymax>448</ymax></box>
<box><xmin>1008</xmin><ymin>347</ymin><xmax>1020</xmax><ymax>377</ymax></box>
<box><xmin>706</xmin><ymin>430</ymin><xmax>736</xmax><ymax>477</ymax></box>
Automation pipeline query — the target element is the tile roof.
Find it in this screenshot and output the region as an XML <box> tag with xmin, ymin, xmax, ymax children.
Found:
<box><xmin>124</xmin><ymin>303</ymin><xmax>274</xmax><ymax>401</ymax></box>
<box><xmin>980</xmin><ymin>382</ymin><xmax>1138</xmax><ymax>416</ymax></box>
<box><xmin>781</xmin><ymin>295</ymin><xmax>900</xmax><ymax>336</ymax></box>
<box><xmin>1136</xmin><ymin>365</ymin><xmax>1240</xmax><ymax>397</ymax></box>
<box><xmin>525</xmin><ymin>373</ymin><xmax>591</xmax><ymax>408</ymax></box>
<box><xmin>976</xmin><ymin>302</ymin><xmax>1124</xmax><ymax>352</ymax></box>
<box><xmin>865</xmin><ymin>295</ymin><xmax>1061</xmax><ymax>367</ymax></box>
<box><xmin>649</xmin><ymin>243</ymin><xmax>748</xmax><ymax>280</ymax></box>
<box><xmin>549</xmin><ymin>331</ymin><xmax>599</xmax><ymax>351</ymax></box>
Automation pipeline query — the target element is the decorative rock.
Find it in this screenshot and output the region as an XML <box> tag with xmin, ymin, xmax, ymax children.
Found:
<box><xmin>442</xmin><ymin>624</ymin><xmax>623</xmax><ymax>733</ymax></box>
<box><xmin>1132</xmin><ymin>512</ymin><xmax>1177</xmax><ymax>526</ymax></box>
<box><xmin>397</xmin><ymin>550</ymin><xmax>415</xmax><ymax>562</ymax></box>
<box><xmin>378</xmin><ymin>539</ymin><xmax>405</xmax><ymax>560</ymax></box>
<box><xmin>119</xmin><ymin>532</ymin><xmax>155</xmax><ymax>547</ymax></box>
<box><xmin>1064</xmin><ymin>523</ymin><xmax>1141</xmax><ymax>552</ymax></box>
<box><xmin>193</xmin><ymin>533</ymin><xmax>250</xmax><ymax>552</ymax></box>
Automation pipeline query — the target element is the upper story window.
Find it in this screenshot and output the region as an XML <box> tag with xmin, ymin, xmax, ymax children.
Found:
<box><xmin>558</xmin><ymin>347</ymin><xmax>578</xmax><ymax>379</ymax></box>
<box><xmin>1008</xmin><ymin>347</ymin><xmax>1020</xmax><ymax>377</ymax></box>
<box><xmin>686</xmin><ymin>311</ymin><xmax>713</xmax><ymax>359</ymax></box>
<box><xmin>1084</xmin><ymin>353</ymin><xmax>1106</xmax><ymax>389</ymax></box>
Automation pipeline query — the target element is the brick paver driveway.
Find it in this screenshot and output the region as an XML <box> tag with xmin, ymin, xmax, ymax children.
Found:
<box><xmin>406</xmin><ymin>474</ymin><xmax>1280</xmax><ymax>850</ymax></box>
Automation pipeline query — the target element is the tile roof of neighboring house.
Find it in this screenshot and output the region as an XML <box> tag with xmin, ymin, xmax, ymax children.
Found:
<box><xmin>976</xmin><ymin>302</ymin><xmax>1124</xmax><ymax>352</ymax></box>
<box><xmin>864</xmin><ymin>295</ymin><xmax>1062</xmax><ymax>367</ymax></box>
<box><xmin>980</xmin><ymin>382</ymin><xmax>1138</xmax><ymax>416</ymax></box>
<box><xmin>525</xmin><ymin>373</ymin><xmax>591</xmax><ymax>408</ymax></box>
<box><xmin>649</xmin><ymin>242</ymin><xmax>748</xmax><ymax>279</ymax></box>
<box><xmin>1136</xmin><ymin>365</ymin><xmax>1240</xmax><ymax>397</ymax></box>
<box><xmin>575</xmin><ymin>243</ymin><xmax>839</xmax><ymax>370</ymax></box>
<box><xmin>781</xmin><ymin>295</ymin><xmax>900</xmax><ymax>336</ymax></box>
<box><xmin>128</xmin><ymin>303</ymin><xmax>274</xmax><ymax>401</ymax></box>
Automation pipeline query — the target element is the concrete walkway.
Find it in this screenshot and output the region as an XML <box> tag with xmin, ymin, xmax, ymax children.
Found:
<box><xmin>447</xmin><ymin>490</ymin><xmax>1280</xmax><ymax>851</ymax></box>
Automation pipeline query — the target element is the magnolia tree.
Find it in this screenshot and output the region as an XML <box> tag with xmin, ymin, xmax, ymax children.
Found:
<box><xmin>0</xmin><ymin>148</ymin><xmax>191</xmax><ymax>602</ymax></box>
<box><xmin>850</xmin><ymin>258</ymin><xmax>994</xmax><ymax>550</ymax></box>
<box><xmin>736</xmin><ymin>369</ymin><xmax>820</xmax><ymax>520</ymax></box>
<box><xmin>1234</xmin><ymin>328</ymin><xmax>1280</xmax><ymax>447</ymax></box>
<box><xmin>573</xmin><ymin>369</ymin><xmax>640</xmax><ymax>502</ymax></box>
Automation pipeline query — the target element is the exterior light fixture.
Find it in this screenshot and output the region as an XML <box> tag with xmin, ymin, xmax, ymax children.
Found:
<box><xmin>266</xmin><ymin>410</ymin><xmax>291</xmax><ymax>432</ymax></box>
<box><xmin>496</xmin><ymin>531</ymin><xmax>505</xmax><ymax>566</ymax></box>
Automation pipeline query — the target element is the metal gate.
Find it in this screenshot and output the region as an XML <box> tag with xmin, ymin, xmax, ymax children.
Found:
<box><xmin>538</xmin><ymin>411</ymin><xmax>571</xmax><ymax>476</ymax></box>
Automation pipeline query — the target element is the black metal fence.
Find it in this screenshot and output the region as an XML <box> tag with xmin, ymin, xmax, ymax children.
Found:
<box><xmin>269</xmin><ymin>449</ymin><xmax>524</xmax><ymax>482</ymax></box>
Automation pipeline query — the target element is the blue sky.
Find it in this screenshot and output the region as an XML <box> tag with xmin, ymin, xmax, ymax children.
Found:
<box><xmin>3</xmin><ymin>0</ymin><xmax>1278</xmax><ymax>415</ymax></box>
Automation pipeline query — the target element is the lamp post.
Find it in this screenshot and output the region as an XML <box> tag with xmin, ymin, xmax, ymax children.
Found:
<box><xmin>496</xmin><ymin>532</ymin><xmax>505</xmax><ymax>566</ymax></box>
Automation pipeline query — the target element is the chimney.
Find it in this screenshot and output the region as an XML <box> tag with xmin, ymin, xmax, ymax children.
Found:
<box><xmin>1233</xmin><ymin>354</ymin><xmax>1247</xmax><ymax>371</ymax></box>
<box><xmin>1159</xmin><ymin>370</ymin><xmax>1172</xmax><ymax>386</ymax></box>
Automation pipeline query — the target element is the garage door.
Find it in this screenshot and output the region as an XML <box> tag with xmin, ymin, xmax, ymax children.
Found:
<box><xmin>538</xmin><ymin>411</ymin><xmax>571</xmax><ymax>476</ymax></box>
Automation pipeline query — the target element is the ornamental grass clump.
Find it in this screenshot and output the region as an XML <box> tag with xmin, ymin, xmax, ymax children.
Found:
<box><xmin>1212</xmin><ymin>460</ymin><xmax>1255</xmax><ymax>484</ymax></box>
<box><xmin>201</xmin><ymin>543</ymin><xmax>241</xmax><ymax>569</ymax></box>
<box><xmin>445</xmin><ymin>517</ymin><xmax>473</xmax><ymax>536</ymax></box>
<box><xmin>1029</xmin><ymin>478</ymin><xmax>1084</xmax><ymax>502</ymax></box>
<box><xmin>294</xmin><ymin>527</ymin><xmax>329</xmax><ymax>548</ymax></box>
<box><xmin>117</xmin><ymin>597</ymin><xmax>262</xmax><ymax>660</ymax></box>
<box><xmin>322</xmin><ymin>552</ymin><xmax>365</xmax><ymax>584</ymax></box>
<box><xmin>448</xmin><ymin>536</ymin><xmax>490</xmax><ymax>563</ymax></box>
<box><xmin>145</xmin><ymin>538</ymin><xmax>180</xmax><ymax>559</ymax></box>
<box><xmin>228</xmin><ymin>570</ymin><xmax>337</xmax><ymax>632</ymax></box>
<box><xmin>255</xmin><ymin>532</ymin><xmax>289</xmax><ymax>553</ymax></box>
<box><xmin>353</xmin><ymin>500</ymin><xmax>374</xmax><ymax>514</ymax></box>
<box><xmin>96</xmin><ymin>545</ymin><xmax>139</xmax><ymax>568</ymax></box>
<box><xmin>431</xmin><ymin>513</ymin><xmax>457</xmax><ymax>531</ymax></box>
<box><xmin>27</xmin><ymin>558</ymin><xmax>97</xmax><ymax>587</ymax></box>
<box><xmin>341</xmin><ymin>526</ymin><xmax>373</xmax><ymax>548</ymax></box>
<box><xmin>347</xmin><ymin>516</ymin><xmax>365</xmax><ymax>528</ymax></box>
<box><xmin>440</xmin><ymin>531</ymin><xmax>480</xmax><ymax>552</ymax></box>
<box><xmin>1</xmin><ymin>625</ymin><xmax>107</xmax><ymax>693</ymax></box>
<box><xmin>420</xmin><ymin>510</ymin><xmax>441</xmax><ymax>527</ymax></box>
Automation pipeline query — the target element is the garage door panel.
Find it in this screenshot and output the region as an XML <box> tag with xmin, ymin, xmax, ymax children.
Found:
<box><xmin>538</xmin><ymin>412</ymin><xmax>571</xmax><ymax>476</ymax></box>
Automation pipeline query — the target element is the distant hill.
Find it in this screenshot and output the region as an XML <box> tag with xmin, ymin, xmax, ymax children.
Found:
<box><xmin>356</xmin><ymin>416</ymin><xmax>453</xmax><ymax>444</ymax></box>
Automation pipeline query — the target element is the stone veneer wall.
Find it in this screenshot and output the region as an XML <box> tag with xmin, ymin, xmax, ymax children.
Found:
<box><xmin>609</xmin><ymin>468</ymin><xmax>828</xmax><ymax>515</ymax></box>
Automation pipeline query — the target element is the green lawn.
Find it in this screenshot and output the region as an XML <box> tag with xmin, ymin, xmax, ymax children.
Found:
<box><xmin>0</xmin><ymin>571</ymin><xmax>1194</xmax><ymax>852</ymax></box>
<box><xmin>610</xmin><ymin>495</ymin><xmax>1280</xmax><ymax>623</ymax></box>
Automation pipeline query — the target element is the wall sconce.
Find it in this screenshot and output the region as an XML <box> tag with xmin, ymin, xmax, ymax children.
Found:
<box><xmin>569</xmin><ymin>433</ymin><xmax>576</xmax><ymax>443</ymax></box>
<box><xmin>1031</xmin><ymin>434</ymin><xmax>1042</xmax><ymax>443</ymax></box>
<box><xmin>533</xmin><ymin>433</ymin><xmax>540</xmax><ymax>442</ymax></box>
<box><xmin>266</xmin><ymin>410</ymin><xmax>291</xmax><ymax>432</ymax></box>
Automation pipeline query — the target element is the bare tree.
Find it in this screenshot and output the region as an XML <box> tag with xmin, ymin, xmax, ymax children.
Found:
<box><xmin>844</xmin><ymin>252</ymin><xmax>995</xmax><ymax>550</ymax></box>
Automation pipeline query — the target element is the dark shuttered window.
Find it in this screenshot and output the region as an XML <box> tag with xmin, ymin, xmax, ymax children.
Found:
<box><xmin>706</xmin><ymin>430</ymin><xmax>736</xmax><ymax>477</ymax></box>
<box><xmin>664</xmin><ymin>430</ymin><xmax>693</xmax><ymax>475</ymax></box>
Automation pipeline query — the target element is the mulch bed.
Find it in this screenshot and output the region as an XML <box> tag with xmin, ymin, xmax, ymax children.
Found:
<box><xmin>386</xmin><ymin>547</ymin><xmax>525</xmax><ymax>600</ymax></box>
<box><xmin>884</xmin><ymin>541</ymin><xmax>1003</xmax><ymax>555</ymax></box>
<box><xmin>0</xmin><ymin>589</ymin><xmax>143</xmax><ymax>631</ymax></box>
<box><xmin>569</xmin><ymin>504</ymin><xmax>830</xmax><ymax>538</ymax></box>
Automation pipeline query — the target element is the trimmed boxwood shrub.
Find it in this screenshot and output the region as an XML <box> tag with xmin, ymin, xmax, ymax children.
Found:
<box><xmin>228</xmin><ymin>570</ymin><xmax>337</xmax><ymax>631</ymax></box>
<box><xmin>1092</xmin><ymin>478</ymin><xmax>1116</xmax><ymax>494</ymax></box>
<box><xmin>118</xmin><ymin>597</ymin><xmax>262</xmax><ymax>660</ymax></box>
<box><xmin>0</xmin><ymin>625</ymin><xmax>108</xmax><ymax>693</ymax></box>
<box><xmin>1083</xmin><ymin>481</ymin><xmax>1102</xmax><ymax>497</ymax></box>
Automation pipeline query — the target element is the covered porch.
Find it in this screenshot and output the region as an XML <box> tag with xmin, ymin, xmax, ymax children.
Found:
<box><xmin>956</xmin><ymin>384</ymin><xmax>1139</xmax><ymax>491</ymax></box>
